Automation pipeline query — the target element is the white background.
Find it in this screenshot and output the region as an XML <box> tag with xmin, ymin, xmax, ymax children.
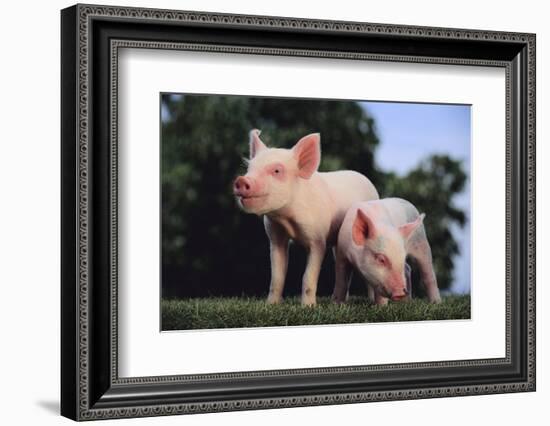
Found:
<box><xmin>119</xmin><ymin>50</ymin><xmax>505</xmax><ymax>377</ymax></box>
<box><xmin>0</xmin><ymin>0</ymin><xmax>546</xmax><ymax>425</ymax></box>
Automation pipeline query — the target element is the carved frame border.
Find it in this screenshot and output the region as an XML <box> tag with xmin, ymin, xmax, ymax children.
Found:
<box><xmin>61</xmin><ymin>3</ymin><xmax>536</xmax><ymax>421</ymax></box>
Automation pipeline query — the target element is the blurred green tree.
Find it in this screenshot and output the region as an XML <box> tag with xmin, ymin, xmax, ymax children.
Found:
<box><xmin>161</xmin><ymin>94</ymin><xmax>466</xmax><ymax>298</ymax></box>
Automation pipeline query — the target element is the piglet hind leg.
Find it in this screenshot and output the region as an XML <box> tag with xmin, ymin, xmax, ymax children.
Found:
<box><xmin>301</xmin><ymin>241</ymin><xmax>326</xmax><ymax>306</ymax></box>
<box><xmin>331</xmin><ymin>249</ymin><xmax>352</xmax><ymax>304</ymax></box>
<box><xmin>421</xmin><ymin>261</ymin><xmax>442</xmax><ymax>304</ymax></box>
<box><xmin>405</xmin><ymin>262</ymin><xmax>413</xmax><ymax>300</ymax></box>
<box><xmin>408</xmin><ymin>232</ymin><xmax>441</xmax><ymax>304</ymax></box>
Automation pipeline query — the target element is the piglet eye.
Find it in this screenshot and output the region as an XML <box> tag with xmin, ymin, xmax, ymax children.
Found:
<box><xmin>271</xmin><ymin>165</ymin><xmax>284</xmax><ymax>176</ymax></box>
<box><xmin>269</xmin><ymin>164</ymin><xmax>285</xmax><ymax>178</ymax></box>
<box><xmin>374</xmin><ymin>254</ymin><xmax>388</xmax><ymax>266</ymax></box>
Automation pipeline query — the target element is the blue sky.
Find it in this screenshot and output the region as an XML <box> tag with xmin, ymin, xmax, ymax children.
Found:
<box><xmin>360</xmin><ymin>101</ymin><xmax>471</xmax><ymax>294</ymax></box>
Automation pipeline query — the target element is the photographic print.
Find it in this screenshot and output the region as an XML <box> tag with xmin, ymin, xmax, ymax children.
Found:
<box><xmin>160</xmin><ymin>94</ymin><xmax>471</xmax><ymax>331</ymax></box>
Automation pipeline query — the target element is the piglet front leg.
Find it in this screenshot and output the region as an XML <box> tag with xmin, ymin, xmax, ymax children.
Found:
<box><xmin>301</xmin><ymin>241</ymin><xmax>326</xmax><ymax>306</ymax></box>
<box><xmin>374</xmin><ymin>288</ymin><xmax>389</xmax><ymax>306</ymax></box>
<box><xmin>266</xmin><ymin>239</ymin><xmax>289</xmax><ymax>304</ymax></box>
<box><xmin>265</xmin><ymin>219</ymin><xmax>289</xmax><ymax>304</ymax></box>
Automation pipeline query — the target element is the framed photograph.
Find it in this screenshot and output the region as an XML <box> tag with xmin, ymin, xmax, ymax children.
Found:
<box><xmin>61</xmin><ymin>3</ymin><xmax>536</xmax><ymax>421</ymax></box>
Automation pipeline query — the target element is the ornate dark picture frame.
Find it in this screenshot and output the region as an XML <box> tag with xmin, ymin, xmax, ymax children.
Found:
<box><xmin>61</xmin><ymin>3</ymin><xmax>536</xmax><ymax>421</ymax></box>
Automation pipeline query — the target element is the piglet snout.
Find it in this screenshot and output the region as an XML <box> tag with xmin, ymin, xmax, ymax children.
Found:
<box><xmin>391</xmin><ymin>293</ymin><xmax>407</xmax><ymax>301</ymax></box>
<box><xmin>391</xmin><ymin>288</ymin><xmax>408</xmax><ymax>301</ymax></box>
<box><xmin>233</xmin><ymin>176</ymin><xmax>254</xmax><ymax>197</ymax></box>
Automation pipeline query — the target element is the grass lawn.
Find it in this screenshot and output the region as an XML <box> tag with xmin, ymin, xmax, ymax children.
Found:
<box><xmin>161</xmin><ymin>295</ymin><xmax>470</xmax><ymax>331</ymax></box>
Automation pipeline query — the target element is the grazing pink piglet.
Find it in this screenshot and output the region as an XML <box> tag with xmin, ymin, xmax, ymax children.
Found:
<box><xmin>233</xmin><ymin>129</ymin><xmax>379</xmax><ymax>306</ymax></box>
<box><xmin>332</xmin><ymin>198</ymin><xmax>441</xmax><ymax>305</ymax></box>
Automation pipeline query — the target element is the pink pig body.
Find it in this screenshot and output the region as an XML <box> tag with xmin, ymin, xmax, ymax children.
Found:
<box><xmin>234</xmin><ymin>130</ymin><xmax>379</xmax><ymax>305</ymax></box>
<box><xmin>333</xmin><ymin>198</ymin><xmax>441</xmax><ymax>305</ymax></box>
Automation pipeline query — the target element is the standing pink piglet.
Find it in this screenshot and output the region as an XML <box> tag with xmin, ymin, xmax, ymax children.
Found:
<box><xmin>233</xmin><ymin>130</ymin><xmax>379</xmax><ymax>306</ymax></box>
<box><xmin>332</xmin><ymin>198</ymin><xmax>441</xmax><ymax>305</ymax></box>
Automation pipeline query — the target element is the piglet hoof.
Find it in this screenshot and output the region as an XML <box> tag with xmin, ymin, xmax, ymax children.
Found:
<box><xmin>301</xmin><ymin>296</ymin><xmax>317</xmax><ymax>307</ymax></box>
<box><xmin>375</xmin><ymin>297</ymin><xmax>389</xmax><ymax>306</ymax></box>
<box><xmin>331</xmin><ymin>294</ymin><xmax>345</xmax><ymax>305</ymax></box>
<box><xmin>428</xmin><ymin>291</ymin><xmax>442</xmax><ymax>304</ymax></box>
<box><xmin>266</xmin><ymin>294</ymin><xmax>282</xmax><ymax>304</ymax></box>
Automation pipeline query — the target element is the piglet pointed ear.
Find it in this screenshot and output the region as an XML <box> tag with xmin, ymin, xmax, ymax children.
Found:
<box><xmin>249</xmin><ymin>129</ymin><xmax>267</xmax><ymax>159</ymax></box>
<box><xmin>352</xmin><ymin>209</ymin><xmax>376</xmax><ymax>246</ymax></box>
<box><xmin>292</xmin><ymin>133</ymin><xmax>321</xmax><ymax>179</ymax></box>
<box><xmin>399</xmin><ymin>213</ymin><xmax>425</xmax><ymax>241</ymax></box>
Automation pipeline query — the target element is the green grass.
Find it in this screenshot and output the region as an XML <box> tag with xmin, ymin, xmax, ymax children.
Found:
<box><xmin>161</xmin><ymin>295</ymin><xmax>470</xmax><ymax>331</ymax></box>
